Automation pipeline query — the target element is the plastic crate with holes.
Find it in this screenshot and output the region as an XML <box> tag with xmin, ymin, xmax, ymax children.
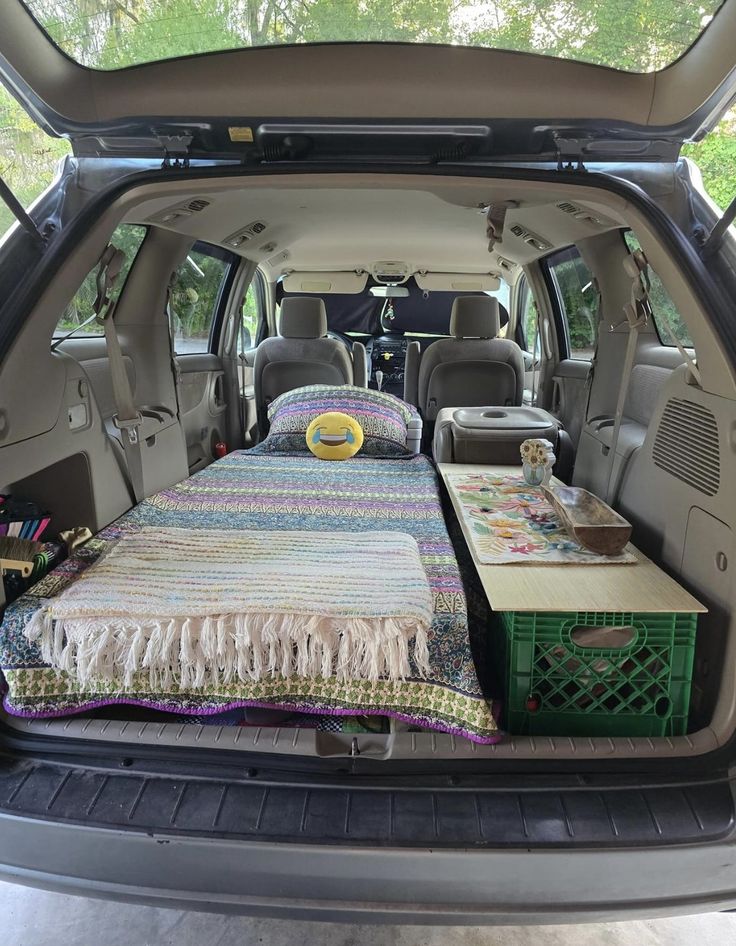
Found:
<box><xmin>494</xmin><ymin>610</ymin><xmax>698</xmax><ymax>738</ymax></box>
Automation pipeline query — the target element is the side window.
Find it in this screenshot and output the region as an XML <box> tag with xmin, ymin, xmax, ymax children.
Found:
<box><xmin>170</xmin><ymin>243</ymin><xmax>232</xmax><ymax>354</ymax></box>
<box><xmin>518</xmin><ymin>277</ymin><xmax>539</xmax><ymax>354</ymax></box>
<box><xmin>545</xmin><ymin>247</ymin><xmax>599</xmax><ymax>360</ymax></box>
<box><xmin>624</xmin><ymin>232</ymin><xmax>694</xmax><ymax>349</ymax></box>
<box><xmin>53</xmin><ymin>224</ymin><xmax>146</xmax><ymax>338</ymax></box>
<box><xmin>241</xmin><ymin>276</ymin><xmax>264</xmax><ymax>350</ymax></box>
<box><xmin>487</xmin><ymin>282</ymin><xmax>511</xmax><ymax>338</ymax></box>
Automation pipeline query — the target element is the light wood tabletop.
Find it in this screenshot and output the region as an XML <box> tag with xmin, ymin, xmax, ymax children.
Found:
<box><xmin>438</xmin><ymin>463</ymin><xmax>706</xmax><ymax>615</ymax></box>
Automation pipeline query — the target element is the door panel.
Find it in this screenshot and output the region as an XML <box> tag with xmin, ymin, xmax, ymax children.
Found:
<box><xmin>176</xmin><ymin>353</ymin><xmax>227</xmax><ymax>472</ymax></box>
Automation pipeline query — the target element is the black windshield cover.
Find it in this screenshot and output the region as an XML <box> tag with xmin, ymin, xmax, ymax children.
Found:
<box><xmin>278</xmin><ymin>277</ymin><xmax>507</xmax><ymax>336</ymax></box>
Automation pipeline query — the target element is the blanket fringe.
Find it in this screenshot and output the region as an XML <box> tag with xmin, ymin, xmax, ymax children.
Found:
<box><xmin>23</xmin><ymin>608</ymin><xmax>431</xmax><ymax>690</ymax></box>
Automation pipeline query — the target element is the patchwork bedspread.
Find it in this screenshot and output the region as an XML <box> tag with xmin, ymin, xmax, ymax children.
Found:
<box><xmin>0</xmin><ymin>451</ymin><xmax>498</xmax><ymax>743</ymax></box>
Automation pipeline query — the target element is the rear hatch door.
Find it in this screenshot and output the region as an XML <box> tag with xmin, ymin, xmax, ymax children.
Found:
<box><xmin>1</xmin><ymin>0</ymin><xmax>736</xmax><ymax>165</ymax></box>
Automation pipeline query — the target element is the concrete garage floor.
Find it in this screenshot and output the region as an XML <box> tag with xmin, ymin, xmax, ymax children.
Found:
<box><xmin>2</xmin><ymin>883</ymin><xmax>736</xmax><ymax>946</ymax></box>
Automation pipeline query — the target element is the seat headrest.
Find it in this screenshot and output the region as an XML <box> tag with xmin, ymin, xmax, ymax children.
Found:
<box><xmin>279</xmin><ymin>297</ymin><xmax>328</xmax><ymax>339</ymax></box>
<box><xmin>450</xmin><ymin>296</ymin><xmax>501</xmax><ymax>339</ymax></box>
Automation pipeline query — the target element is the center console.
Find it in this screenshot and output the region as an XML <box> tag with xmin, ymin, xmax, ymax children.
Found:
<box><xmin>368</xmin><ymin>335</ymin><xmax>408</xmax><ymax>397</ymax></box>
<box><xmin>433</xmin><ymin>406</ymin><xmax>573</xmax><ymax>477</ymax></box>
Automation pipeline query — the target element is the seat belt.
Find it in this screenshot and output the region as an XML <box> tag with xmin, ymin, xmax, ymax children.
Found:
<box><xmin>94</xmin><ymin>244</ymin><xmax>146</xmax><ymax>504</ymax></box>
<box><xmin>164</xmin><ymin>271</ymin><xmax>182</xmax><ymax>423</ymax></box>
<box><xmin>581</xmin><ymin>278</ymin><xmax>602</xmax><ymax>424</ymax></box>
<box><xmin>238</xmin><ymin>311</ymin><xmax>248</xmax><ymax>445</ymax></box>
<box><xmin>603</xmin><ymin>253</ymin><xmax>649</xmax><ymax>504</ymax></box>
<box><xmin>529</xmin><ymin>305</ymin><xmax>540</xmax><ymax>406</ymax></box>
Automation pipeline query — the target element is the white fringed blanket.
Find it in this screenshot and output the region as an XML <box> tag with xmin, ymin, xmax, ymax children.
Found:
<box><xmin>24</xmin><ymin>527</ymin><xmax>433</xmax><ymax>689</ymax></box>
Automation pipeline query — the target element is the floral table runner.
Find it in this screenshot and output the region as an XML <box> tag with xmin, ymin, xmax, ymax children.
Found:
<box><xmin>447</xmin><ymin>473</ymin><xmax>637</xmax><ymax>565</ymax></box>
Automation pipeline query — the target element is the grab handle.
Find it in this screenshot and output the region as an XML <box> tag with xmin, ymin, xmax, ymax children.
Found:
<box><xmin>569</xmin><ymin>625</ymin><xmax>637</xmax><ymax>650</ymax></box>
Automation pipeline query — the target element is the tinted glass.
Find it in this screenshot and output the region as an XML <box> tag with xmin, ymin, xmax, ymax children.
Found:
<box><xmin>241</xmin><ymin>278</ymin><xmax>262</xmax><ymax>349</ymax></box>
<box><xmin>23</xmin><ymin>0</ymin><xmax>723</xmax><ymax>72</ymax></box>
<box><xmin>546</xmin><ymin>246</ymin><xmax>599</xmax><ymax>360</ymax></box>
<box><xmin>170</xmin><ymin>244</ymin><xmax>231</xmax><ymax>354</ymax></box>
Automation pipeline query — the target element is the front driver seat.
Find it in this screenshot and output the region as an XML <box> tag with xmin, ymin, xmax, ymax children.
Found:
<box><xmin>409</xmin><ymin>296</ymin><xmax>525</xmax><ymax>422</ymax></box>
<box><xmin>254</xmin><ymin>297</ymin><xmax>359</xmax><ymax>434</ymax></box>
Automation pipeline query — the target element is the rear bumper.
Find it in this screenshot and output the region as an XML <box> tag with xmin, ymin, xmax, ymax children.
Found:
<box><xmin>3</xmin><ymin>815</ymin><xmax>736</xmax><ymax>923</ymax></box>
<box><xmin>1</xmin><ymin>752</ymin><xmax>735</xmax><ymax>923</ymax></box>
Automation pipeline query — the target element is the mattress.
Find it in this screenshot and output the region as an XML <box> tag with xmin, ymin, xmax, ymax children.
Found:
<box><xmin>0</xmin><ymin>451</ymin><xmax>498</xmax><ymax>743</ymax></box>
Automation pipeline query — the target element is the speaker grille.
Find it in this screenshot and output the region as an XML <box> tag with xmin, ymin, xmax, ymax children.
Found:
<box><xmin>652</xmin><ymin>398</ymin><xmax>720</xmax><ymax>496</ymax></box>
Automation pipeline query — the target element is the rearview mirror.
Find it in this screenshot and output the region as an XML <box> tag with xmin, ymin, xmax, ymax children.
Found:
<box><xmin>370</xmin><ymin>286</ymin><xmax>410</xmax><ymax>298</ymax></box>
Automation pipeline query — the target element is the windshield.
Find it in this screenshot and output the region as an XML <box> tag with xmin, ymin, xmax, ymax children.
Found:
<box><xmin>23</xmin><ymin>0</ymin><xmax>724</xmax><ymax>73</ymax></box>
<box><xmin>278</xmin><ymin>278</ymin><xmax>510</xmax><ymax>337</ymax></box>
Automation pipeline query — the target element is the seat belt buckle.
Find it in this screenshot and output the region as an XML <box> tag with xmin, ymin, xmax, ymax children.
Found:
<box><xmin>113</xmin><ymin>413</ymin><xmax>143</xmax><ymax>445</ymax></box>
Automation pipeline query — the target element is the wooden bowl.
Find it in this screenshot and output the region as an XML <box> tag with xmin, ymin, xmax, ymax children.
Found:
<box><xmin>542</xmin><ymin>485</ymin><xmax>632</xmax><ymax>556</ymax></box>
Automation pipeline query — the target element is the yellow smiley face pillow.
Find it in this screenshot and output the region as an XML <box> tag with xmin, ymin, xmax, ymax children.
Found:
<box><xmin>306</xmin><ymin>411</ymin><xmax>364</xmax><ymax>460</ymax></box>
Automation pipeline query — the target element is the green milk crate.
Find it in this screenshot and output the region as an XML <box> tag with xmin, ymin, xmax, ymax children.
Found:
<box><xmin>494</xmin><ymin>610</ymin><xmax>698</xmax><ymax>738</ymax></box>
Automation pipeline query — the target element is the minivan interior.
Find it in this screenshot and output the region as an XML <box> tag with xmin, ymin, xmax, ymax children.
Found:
<box><xmin>2</xmin><ymin>0</ymin><xmax>736</xmax><ymax>919</ymax></box>
<box><xmin>1</xmin><ymin>170</ymin><xmax>733</xmax><ymax>763</ymax></box>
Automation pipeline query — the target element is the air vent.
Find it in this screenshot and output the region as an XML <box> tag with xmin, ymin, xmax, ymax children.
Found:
<box><xmin>652</xmin><ymin>398</ymin><xmax>720</xmax><ymax>496</ymax></box>
<box><xmin>508</xmin><ymin>224</ymin><xmax>551</xmax><ymax>251</ymax></box>
<box><xmin>148</xmin><ymin>196</ymin><xmax>211</xmax><ymax>226</ymax></box>
<box><xmin>556</xmin><ymin>200</ymin><xmax>601</xmax><ymax>225</ymax></box>
<box><xmin>223</xmin><ymin>220</ymin><xmax>268</xmax><ymax>248</ymax></box>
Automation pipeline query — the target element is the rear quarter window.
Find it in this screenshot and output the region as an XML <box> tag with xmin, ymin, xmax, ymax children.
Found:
<box><xmin>544</xmin><ymin>247</ymin><xmax>599</xmax><ymax>359</ymax></box>
<box><xmin>624</xmin><ymin>232</ymin><xmax>694</xmax><ymax>349</ymax></box>
<box><xmin>53</xmin><ymin>224</ymin><xmax>147</xmax><ymax>338</ymax></box>
<box><xmin>169</xmin><ymin>243</ymin><xmax>233</xmax><ymax>354</ymax></box>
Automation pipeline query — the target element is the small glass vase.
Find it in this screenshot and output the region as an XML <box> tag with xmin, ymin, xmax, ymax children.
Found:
<box><xmin>522</xmin><ymin>461</ymin><xmax>546</xmax><ymax>487</ymax></box>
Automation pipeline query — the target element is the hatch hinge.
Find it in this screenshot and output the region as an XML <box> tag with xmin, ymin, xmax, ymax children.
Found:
<box><xmin>554</xmin><ymin>138</ymin><xmax>587</xmax><ymax>172</ymax></box>
<box><xmin>158</xmin><ymin>134</ymin><xmax>194</xmax><ymax>170</ymax></box>
<box><xmin>0</xmin><ymin>175</ymin><xmax>48</xmax><ymax>249</ymax></box>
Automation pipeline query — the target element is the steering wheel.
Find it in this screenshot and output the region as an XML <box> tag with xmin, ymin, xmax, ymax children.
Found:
<box><xmin>327</xmin><ymin>330</ymin><xmax>355</xmax><ymax>350</ymax></box>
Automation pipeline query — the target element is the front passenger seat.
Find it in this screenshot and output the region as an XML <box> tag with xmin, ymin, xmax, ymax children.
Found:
<box><xmin>407</xmin><ymin>296</ymin><xmax>524</xmax><ymax>421</ymax></box>
<box><xmin>254</xmin><ymin>297</ymin><xmax>363</xmax><ymax>434</ymax></box>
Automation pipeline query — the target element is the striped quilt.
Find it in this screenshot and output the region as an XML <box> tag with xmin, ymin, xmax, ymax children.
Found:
<box><xmin>0</xmin><ymin>451</ymin><xmax>498</xmax><ymax>743</ymax></box>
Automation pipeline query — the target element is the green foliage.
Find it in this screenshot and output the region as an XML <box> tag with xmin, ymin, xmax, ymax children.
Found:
<box><xmin>242</xmin><ymin>284</ymin><xmax>260</xmax><ymax>347</ymax></box>
<box><xmin>0</xmin><ymin>85</ymin><xmax>70</xmax><ymax>236</ymax></box>
<box><xmin>24</xmin><ymin>0</ymin><xmax>721</xmax><ymax>71</ymax></box>
<box><xmin>472</xmin><ymin>0</ymin><xmax>717</xmax><ymax>71</ymax></box>
<box><xmin>547</xmin><ymin>249</ymin><xmax>598</xmax><ymax>358</ymax></box>
<box><xmin>683</xmin><ymin>113</ymin><xmax>736</xmax><ymax>211</ymax></box>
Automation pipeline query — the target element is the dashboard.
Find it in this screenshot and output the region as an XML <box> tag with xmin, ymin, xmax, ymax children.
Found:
<box><xmin>366</xmin><ymin>335</ymin><xmax>410</xmax><ymax>398</ymax></box>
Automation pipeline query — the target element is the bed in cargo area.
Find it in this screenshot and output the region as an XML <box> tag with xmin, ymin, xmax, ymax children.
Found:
<box><xmin>0</xmin><ymin>450</ymin><xmax>499</xmax><ymax>744</ymax></box>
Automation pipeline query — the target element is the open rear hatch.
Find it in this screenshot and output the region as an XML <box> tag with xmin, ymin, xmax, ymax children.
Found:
<box><xmin>1</xmin><ymin>0</ymin><xmax>736</xmax><ymax>166</ymax></box>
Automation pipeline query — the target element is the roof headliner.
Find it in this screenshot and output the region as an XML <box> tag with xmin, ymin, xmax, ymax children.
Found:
<box><xmin>125</xmin><ymin>177</ymin><xmax>624</xmax><ymax>280</ymax></box>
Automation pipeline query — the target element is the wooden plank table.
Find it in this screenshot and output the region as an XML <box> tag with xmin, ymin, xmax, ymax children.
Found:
<box><xmin>438</xmin><ymin>463</ymin><xmax>706</xmax><ymax>615</ymax></box>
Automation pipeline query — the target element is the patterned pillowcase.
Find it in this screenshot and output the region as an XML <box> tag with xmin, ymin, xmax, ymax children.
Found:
<box><xmin>262</xmin><ymin>385</ymin><xmax>419</xmax><ymax>457</ymax></box>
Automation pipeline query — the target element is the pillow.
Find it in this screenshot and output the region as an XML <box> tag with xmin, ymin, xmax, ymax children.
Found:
<box><xmin>306</xmin><ymin>411</ymin><xmax>364</xmax><ymax>460</ymax></box>
<box><xmin>262</xmin><ymin>384</ymin><xmax>419</xmax><ymax>457</ymax></box>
